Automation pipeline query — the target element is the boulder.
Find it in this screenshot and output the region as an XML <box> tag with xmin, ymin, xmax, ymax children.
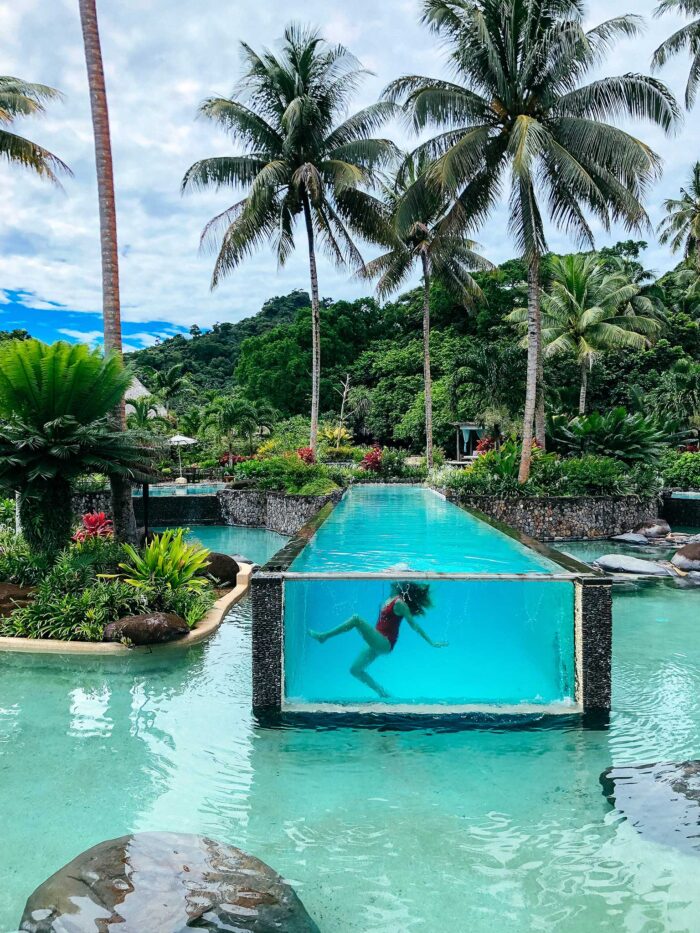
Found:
<box><xmin>20</xmin><ymin>831</ymin><xmax>319</xmax><ymax>932</ymax></box>
<box><xmin>103</xmin><ymin>612</ymin><xmax>189</xmax><ymax>645</ymax></box>
<box><xmin>611</xmin><ymin>533</ymin><xmax>649</xmax><ymax>545</ymax></box>
<box><xmin>593</xmin><ymin>554</ymin><xmax>673</xmax><ymax>576</ymax></box>
<box><xmin>0</xmin><ymin>582</ymin><xmax>33</xmax><ymax>618</ymax></box>
<box><xmin>671</xmin><ymin>543</ymin><xmax>700</xmax><ymax>571</ymax></box>
<box><xmin>600</xmin><ymin>760</ymin><xmax>700</xmax><ymax>855</ymax></box>
<box><xmin>203</xmin><ymin>551</ymin><xmax>240</xmax><ymax>586</ymax></box>
<box><xmin>634</xmin><ymin>519</ymin><xmax>671</xmax><ymax>539</ymax></box>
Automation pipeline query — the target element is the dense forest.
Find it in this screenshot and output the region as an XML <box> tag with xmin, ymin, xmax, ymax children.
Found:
<box><xmin>127</xmin><ymin>240</ymin><xmax>700</xmax><ymax>453</ymax></box>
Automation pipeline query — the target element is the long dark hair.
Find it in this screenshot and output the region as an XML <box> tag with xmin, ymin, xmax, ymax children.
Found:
<box><xmin>391</xmin><ymin>581</ymin><xmax>432</xmax><ymax>616</ymax></box>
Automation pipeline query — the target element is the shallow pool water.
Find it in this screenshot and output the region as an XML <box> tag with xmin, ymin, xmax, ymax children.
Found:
<box><xmin>161</xmin><ymin>524</ymin><xmax>288</xmax><ymax>567</ymax></box>
<box><xmin>291</xmin><ymin>485</ymin><xmax>561</xmax><ymax>573</ymax></box>
<box><xmin>2</xmin><ymin>580</ymin><xmax>699</xmax><ymax>931</ymax></box>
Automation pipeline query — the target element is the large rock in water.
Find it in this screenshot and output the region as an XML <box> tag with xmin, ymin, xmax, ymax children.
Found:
<box><xmin>203</xmin><ymin>551</ymin><xmax>240</xmax><ymax>585</ymax></box>
<box><xmin>634</xmin><ymin>519</ymin><xmax>671</xmax><ymax>539</ymax></box>
<box><xmin>593</xmin><ymin>554</ymin><xmax>673</xmax><ymax>576</ymax></box>
<box><xmin>600</xmin><ymin>761</ymin><xmax>700</xmax><ymax>855</ymax></box>
<box><xmin>671</xmin><ymin>542</ymin><xmax>700</xmax><ymax>571</ymax></box>
<box><xmin>103</xmin><ymin>612</ymin><xmax>189</xmax><ymax>645</ymax></box>
<box><xmin>610</xmin><ymin>533</ymin><xmax>649</xmax><ymax>545</ymax></box>
<box><xmin>20</xmin><ymin>832</ymin><xmax>320</xmax><ymax>932</ymax></box>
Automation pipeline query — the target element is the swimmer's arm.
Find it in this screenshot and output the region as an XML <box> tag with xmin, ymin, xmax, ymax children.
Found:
<box><xmin>395</xmin><ymin>600</ymin><xmax>447</xmax><ymax>648</ymax></box>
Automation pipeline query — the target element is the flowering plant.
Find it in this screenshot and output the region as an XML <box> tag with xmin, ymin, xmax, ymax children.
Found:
<box><xmin>361</xmin><ymin>446</ymin><xmax>383</xmax><ymax>472</ymax></box>
<box><xmin>218</xmin><ymin>453</ymin><xmax>248</xmax><ymax>466</ymax></box>
<box><xmin>297</xmin><ymin>446</ymin><xmax>316</xmax><ymax>464</ymax></box>
<box><xmin>73</xmin><ymin>512</ymin><xmax>113</xmax><ymax>542</ymax></box>
<box><xmin>475</xmin><ymin>436</ymin><xmax>495</xmax><ymax>454</ymax></box>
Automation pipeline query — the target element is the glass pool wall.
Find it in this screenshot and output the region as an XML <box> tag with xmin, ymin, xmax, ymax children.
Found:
<box><xmin>283</xmin><ymin>576</ymin><xmax>577</xmax><ymax>708</ymax></box>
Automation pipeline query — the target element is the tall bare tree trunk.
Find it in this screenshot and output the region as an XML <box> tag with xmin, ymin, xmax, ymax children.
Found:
<box><xmin>579</xmin><ymin>360</ymin><xmax>588</xmax><ymax>415</ymax></box>
<box><xmin>302</xmin><ymin>191</ymin><xmax>321</xmax><ymax>453</ymax></box>
<box><xmin>518</xmin><ymin>252</ymin><xmax>540</xmax><ymax>483</ymax></box>
<box><xmin>421</xmin><ymin>254</ymin><xmax>434</xmax><ymax>470</ymax></box>
<box><xmin>79</xmin><ymin>0</ymin><xmax>137</xmax><ymax>543</ymax></box>
<box><xmin>535</xmin><ymin>334</ymin><xmax>546</xmax><ymax>448</ymax></box>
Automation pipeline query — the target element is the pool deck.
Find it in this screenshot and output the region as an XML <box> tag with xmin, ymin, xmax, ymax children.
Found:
<box><xmin>0</xmin><ymin>564</ymin><xmax>253</xmax><ymax>655</ymax></box>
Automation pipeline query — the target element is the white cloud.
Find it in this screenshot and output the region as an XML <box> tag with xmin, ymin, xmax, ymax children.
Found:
<box><xmin>0</xmin><ymin>0</ymin><xmax>697</xmax><ymax>335</ymax></box>
<box><xmin>57</xmin><ymin>328</ymin><xmax>103</xmax><ymax>344</ymax></box>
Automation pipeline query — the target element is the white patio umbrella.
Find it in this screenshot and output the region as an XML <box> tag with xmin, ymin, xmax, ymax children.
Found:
<box><xmin>168</xmin><ymin>434</ymin><xmax>197</xmax><ymax>480</ymax></box>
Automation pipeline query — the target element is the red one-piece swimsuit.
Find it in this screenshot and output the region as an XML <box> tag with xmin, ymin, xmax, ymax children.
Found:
<box><xmin>375</xmin><ymin>597</ymin><xmax>401</xmax><ymax>650</ymax></box>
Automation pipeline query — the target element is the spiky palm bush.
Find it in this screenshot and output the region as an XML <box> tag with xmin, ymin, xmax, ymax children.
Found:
<box><xmin>0</xmin><ymin>340</ymin><xmax>152</xmax><ymax>555</ymax></box>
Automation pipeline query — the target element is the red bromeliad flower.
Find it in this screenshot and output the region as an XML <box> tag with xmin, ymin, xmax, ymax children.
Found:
<box><xmin>361</xmin><ymin>446</ymin><xmax>383</xmax><ymax>472</ymax></box>
<box><xmin>72</xmin><ymin>512</ymin><xmax>113</xmax><ymax>542</ymax></box>
<box><xmin>475</xmin><ymin>436</ymin><xmax>495</xmax><ymax>454</ymax></box>
<box><xmin>218</xmin><ymin>453</ymin><xmax>248</xmax><ymax>466</ymax></box>
<box><xmin>297</xmin><ymin>446</ymin><xmax>316</xmax><ymax>464</ymax></box>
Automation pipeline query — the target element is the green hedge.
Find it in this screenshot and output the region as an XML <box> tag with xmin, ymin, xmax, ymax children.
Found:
<box><xmin>661</xmin><ymin>451</ymin><xmax>700</xmax><ymax>490</ymax></box>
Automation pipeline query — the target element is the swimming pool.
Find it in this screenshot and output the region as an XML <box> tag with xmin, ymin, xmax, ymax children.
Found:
<box><xmin>181</xmin><ymin>524</ymin><xmax>288</xmax><ymax>567</ymax></box>
<box><xmin>263</xmin><ymin>486</ymin><xmax>599</xmax><ymax>711</ymax></box>
<box><xmin>132</xmin><ymin>483</ymin><xmax>227</xmax><ymax>497</ymax></box>
<box><xmin>2</xmin><ymin>582</ymin><xmax>699</xmax><ymax>931</ymax></box>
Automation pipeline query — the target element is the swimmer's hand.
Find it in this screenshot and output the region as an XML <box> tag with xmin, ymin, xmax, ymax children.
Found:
<box><xmin>431</xmin><ymin>640</ymin><xmax>449</xmax><ymax>648</ymax></box>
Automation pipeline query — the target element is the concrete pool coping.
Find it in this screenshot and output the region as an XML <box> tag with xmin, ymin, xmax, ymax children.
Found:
<box><xmin>0</xmin><ymin>564</ymin><xmax>253</xmax><ymax>655</ymax></box>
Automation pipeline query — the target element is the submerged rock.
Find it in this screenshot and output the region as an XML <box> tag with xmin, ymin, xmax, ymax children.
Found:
<box><xmin>611</xmin><ymin>533</ymin><xmax>649</xmax><ymax>545</ymax></box>
<box><xmin>20</xmin><ymin>831</ymin><xmax>319</xmax><ymax>932</ymax></box>
<box><xmin>593</xmin><ymin>554</ymin><xmax>673</xmax><ymax>576</ymax></box>
<box><xmin>671</xmin><ymin>542</ymin><xmax>700</xmax><ymax>572</ymax></box>
<box><xmin>600</xmin><ymin>760</ymin><xmax>700</xmax><ymax>855</ymax></box>
<box><xmin>634</xmin><ymin>519</ymin><xmax>672</xmax><ymax>539</ymax></box>
<box><xmin>103</xmin><ymin>612</ymin><xmax>189</xmax><ymax>645</ymax></box>
<box><xmin>203</xmin><ymin>551</ymin><xmax>240</xmax><ymax>585</ymax></box>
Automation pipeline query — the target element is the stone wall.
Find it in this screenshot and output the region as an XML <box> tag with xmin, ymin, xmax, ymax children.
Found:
<box><xmin>71</xmin><ymin>492</ymin><xmax>222</xmax><ymax>526</ymax></box>
<box><xmin>445</xmin><ymin>492</ymin><xmax>658</xmax><ymax>541</ymax></box>
<box><xmin>661</xmin><ymin>493</ymin><xmax>700</xmax><ymax>528</ymax></box>
<box><xmin>218</xmin><ymin>488</ymin><xmax>343</xmax><ymax>536</ymax></box>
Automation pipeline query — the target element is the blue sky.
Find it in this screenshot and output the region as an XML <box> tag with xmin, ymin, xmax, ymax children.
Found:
<box><xmin>0</xmin><ymin>0</ymin><xmax>697</xmax><ymax>346</ymax></box>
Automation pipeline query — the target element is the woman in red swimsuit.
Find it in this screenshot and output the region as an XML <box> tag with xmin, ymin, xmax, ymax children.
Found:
<box><xmin>309</xmin><ymin>582</ymin><xmax>446</xmax><ymax>698</ymax></box>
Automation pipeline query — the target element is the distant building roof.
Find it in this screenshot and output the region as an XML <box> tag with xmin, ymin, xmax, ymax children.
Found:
<box><xmin>125</xmin><ymin>377</ymin><xmax>167</xmax><ymax>417</ymax></box>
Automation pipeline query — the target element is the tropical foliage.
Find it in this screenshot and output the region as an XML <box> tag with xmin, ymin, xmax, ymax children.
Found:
<box><xmin>0</xmin><ymin>75</ymin><xmax>70</xmax><ymax>180</ymax></box>
<box><xmin>658</xmin><ymin>161</ymin><xmax>700</xmax><ymax>267</ymax></box>
<box><xmin>653</xmin><ymin>0</ymin><xmax>700</xmax><ymax>109</ymax></box>
<box><xmin>0</xmin><ymin>340</ymin><xmax>152</xmax><ymax>555</ymax></box>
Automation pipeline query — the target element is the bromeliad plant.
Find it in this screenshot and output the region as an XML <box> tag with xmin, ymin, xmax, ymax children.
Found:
<box><xmin>118</xmin><ymin>529</ymin><xmax>211</xmax><ymax>591</ymax></box>
<box><xmin>0</xmin><ymin>340</ymin><xmax>154</xmax><ymax>556</ymax></box>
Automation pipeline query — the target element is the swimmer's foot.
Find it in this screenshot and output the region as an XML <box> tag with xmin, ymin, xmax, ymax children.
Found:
<box><xmin>308</xmin><ymin>629</ymin><xmax>327</xmax><ymax>643</ymax></box>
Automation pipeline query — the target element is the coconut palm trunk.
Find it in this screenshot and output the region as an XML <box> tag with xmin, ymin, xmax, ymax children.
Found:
<box><xmin>79</xmin><ymin>0</ymin><xmax>137</xmax><ymax>544</ymax></box>
<box><xmin>302</xmin><ymin>190</ymin><xmax>321</xmax><ymax>453</ymax></box>
<box><xmin>421</xmin><ymin>252</ymin><xmax>434</xmax><ymax>469</ymax></box>
<box><xmin>579</xmin><ymin>360</ymin><xmax>589</xmax><ymax>415</ymax></box>
<box><xmin>518</xmin><ymin>254</ymin><xmax>541</xmax><ymax>483</ymax></box>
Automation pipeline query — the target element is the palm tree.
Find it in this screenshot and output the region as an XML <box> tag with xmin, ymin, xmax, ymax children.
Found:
<box><xmin>208</xmin><ymin>395</ymin><xmax>277</xmax><ymax>456</ymax></box>
<box><xmin>78</xmin><ymin>0</ymin><xmax>137</xmax><ymax>543</ymax></box>
<box><xmin>182</xmin><ymin>24</ymin><xmax>397</xmax><ymax>453</ymax></box>
<box><xmin>509</xmin><ymin>254</ymin><xmax>662</xmax><ymax>413</ymax></box>
<box><xmin>149</xmin><ymin>364</ymin><xmax>189</xmax><ymax>409</ymax></box>
<box><xmin>385</xmin><ymin>0</ymin><xmax>678</xmax><ymax>480</ymax></box>
<box><xmin>653</xmin><ymin>1</ymin><xmax>700</xmax><ymax>109</ymax></box>
<box><xmin>658</xmin><ymin>162</ymin><xmax>700</xmax><ymax>267</ymax></box>
<box><xmin>126</xmin><ymin>396</ymin><xmax>167</xmax><ymax>431</ymax></box>
<box><xmin>0</xmin><ymin>340</ymin><xmax>152</xmax><ymax>556</ymax></box>
<box><xmin>361</xmin><ymin>154</ymin><xmax>491</xmax><ymax>467</ymax></box>
<box><xmin>0</xmin><ymin>76</ymin><xmax>70</xmax><ymax>180</ymax></box>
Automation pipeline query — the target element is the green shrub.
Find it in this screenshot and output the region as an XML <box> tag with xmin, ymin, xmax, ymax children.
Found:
<box><xmin>119</xmin><ymin>529</ymin><xmax>210</xmax><ymax>591</ymax></box>
<box><xmin>233</xmin><ymin>455</ymin><xmax>340</xmax><ymax>494</ymax></box>
<box><xmin>294</xmin><ymin>478</ymin><xmax>340</xmax><ymax>496</ymax></box>
<box><xmin>0</xmin><ymin>498</ymin><xmax>15</xmax><ymax>530</ymax></box>
<box><xmin>662</xmin><ymin>450</ymin><xmax>700</xmax><ymax>489</ymax></box>
<box><xmin>548</xmin><ymin>408</ymin><xmax>669</xmax><ymax>465</ymax></box>
<box><xmin>321</xmin><ymin>445</ymin><xmax>364</xmax><ymax>463</ymax></box>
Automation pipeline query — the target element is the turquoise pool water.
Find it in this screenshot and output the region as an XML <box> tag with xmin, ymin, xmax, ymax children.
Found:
<box><xmin>286</xmin><ymin>486</ymin><xmax>573</xmax><ymax>707</ymax></box>
<box><xmin>158</xmin><ymin>524</ymin><xmax>288</xmax><ymax>567</ymax></box>
<box><xmin>133</xmin><ymin>483</ymin><xmax>226</xmax><ymax>497</ymax></box>
<box><xmin>2</xmin><ymin>583</ymin><xmax>700</xmax><ymax>931</ymax></box>
<box><xmin>285</xmin><ymin>578</ymin><xmax>575</xmax><ymax>706</ymax></box>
